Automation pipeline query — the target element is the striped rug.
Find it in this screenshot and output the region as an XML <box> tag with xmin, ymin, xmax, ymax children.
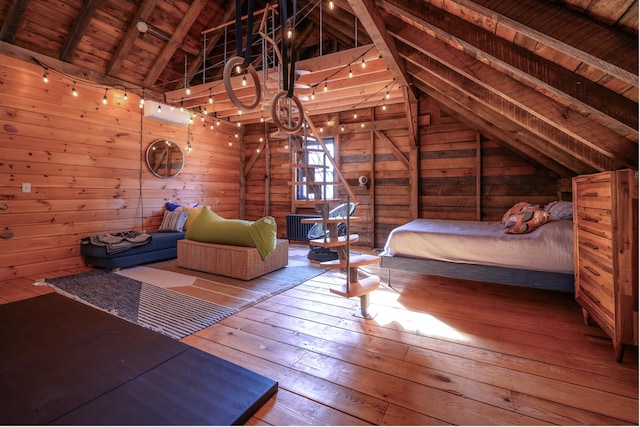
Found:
<box><xmin>37</xmin><ymin>254</ymin><xmax>326</xmax><ymax>339</ymax></box>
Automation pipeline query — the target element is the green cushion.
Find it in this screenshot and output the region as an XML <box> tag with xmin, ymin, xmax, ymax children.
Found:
<box><xmin>185</xmin><ymin>206</ymin><xmax>277</xmax><ymax>260</ymax></box>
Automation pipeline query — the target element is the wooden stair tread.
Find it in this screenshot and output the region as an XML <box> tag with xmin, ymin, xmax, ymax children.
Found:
<box><xmin>330</xmin><ymin>275</ymin><xmax>380</xmax><ymax>298</ymax></box>
<box><xmin>288</xmin><ymin>181</ymin><xmax>343</xmax><ymax>186</ymax></box>
<box><xmin>282</xmin><ymin>163</ymin><xmax>328</xmax><ymax>169</ymax></box>
<box><xmin>301</xmin><ymin>217</ymin><xmax>361</xmax><ymax>224</ymax></box>
<box><xmin>320</xmin><ymin>254</ymin><xmax>381</xmax><ymax>268</ymax></box>
<box><xmin>309</xmin><ymin>234</ymin><xmax>359</xmax><ymax>247</ymax></box>
<box><xmin>294</xmin><ymin>199</ymin><xmax>343</xmax><ymax>207</ymax></box>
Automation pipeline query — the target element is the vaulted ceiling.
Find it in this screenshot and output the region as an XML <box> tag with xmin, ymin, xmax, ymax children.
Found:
<box><xmin>0</xmin><ymin>0</ymin><xmax>637</xmax><ymax>178</ymax></box>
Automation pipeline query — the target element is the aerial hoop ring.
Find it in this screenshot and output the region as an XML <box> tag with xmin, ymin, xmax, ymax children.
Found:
<box><xmin>271</xmin><ymin>90</ymin><xmax>304</xmax><ymax>133</ymax></box>
<box><xmin>223</xmin><ymin>56</ymin><xmax>262</xmax><ymax>111</ymax></box>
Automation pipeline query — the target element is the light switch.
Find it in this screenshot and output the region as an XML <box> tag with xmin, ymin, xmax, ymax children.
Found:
<box><xmin>22</xmin><ymin>183</ymin><xmax>31</xmax><ymax>193</ymax></box>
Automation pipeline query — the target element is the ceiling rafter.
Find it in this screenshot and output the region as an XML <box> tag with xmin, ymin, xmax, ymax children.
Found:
<box><xmin>348</xmin><ymin>0</ymin><xmax>418</xmax><ymax>145</ymax></box>
<box><xmin>379</xmin><ymin>0</ymin><xmax>639</xmax><ymax>138</ymax></box>
<box><xmin>0</xmin><ymin>0</ymin><xmax>31</xmax><ymax>43</ymax></box>
<box><xmin>143</xmin><ymin>0</ymin><xmax>209</xmax><ymax>88</ymax></box>
<box><xmin>106</xmin><ymin>0</ymin><xmax>159</xmax><ymax>77</ymax></box>
<box><xmin>59</xmin><ymin>0</ymin><xmax>102</xmax><ymax>62</ymax></box>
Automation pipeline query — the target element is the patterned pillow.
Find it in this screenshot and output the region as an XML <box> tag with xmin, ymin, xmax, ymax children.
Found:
<box><xmin>501</xmin><ymin>201</ymin><xmax>539</xmax><ymax>224</ymax></box>
<box><xmin>503</xmin><ymin>209</ymin><xmax>550</xmax><ymax>234</ymax></box>
<box><xmin>158</xmin><ymin>210</ymin><xmax>189</xmax><ymax>232</ymax></box>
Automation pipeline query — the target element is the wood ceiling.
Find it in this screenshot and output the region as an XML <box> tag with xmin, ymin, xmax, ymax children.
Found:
<box><xmin>0</xmin><ymin>0</ymin><xmax>637</xmax><ymax>178</ymax></box>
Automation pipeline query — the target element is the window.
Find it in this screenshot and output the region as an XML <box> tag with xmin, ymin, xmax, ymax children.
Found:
<box><xmin>296</xmin><ymin>136</ymin><xmax>335</xmax><ymax>201</ymax></box>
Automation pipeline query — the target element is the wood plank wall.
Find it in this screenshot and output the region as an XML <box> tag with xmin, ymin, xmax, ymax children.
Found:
<box><xmin>420</xmin><ymin>97</ymin><xmax>560</xmax><ymax>221</ymax></box>
<box><xmin>245</xmin><ymin>97</ymin><xmax>564</xmax><ymax>249</ymax></box>
<box><xmin>0</xmin><ymin>55</ymin><xmax>239</xmax><ymax>282</ymax></box>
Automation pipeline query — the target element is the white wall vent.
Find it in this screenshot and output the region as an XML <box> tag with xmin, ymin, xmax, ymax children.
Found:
<box><xmin>143</xmin><ymin>101</ymin><xmax>191</xmax><ymax>125</ymax></box>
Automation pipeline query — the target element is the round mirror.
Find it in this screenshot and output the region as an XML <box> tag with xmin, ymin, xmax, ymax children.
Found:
<box><xmin>146</xmin><ymin>139</ymin><xmax>184</xmax><ymax>178</ymax></box>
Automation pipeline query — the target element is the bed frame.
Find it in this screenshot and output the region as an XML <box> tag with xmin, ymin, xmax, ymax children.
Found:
<box><xmin>380</xmin><ymin>255</ymin><xmax>574</xmax><ymax>293</ymax></box>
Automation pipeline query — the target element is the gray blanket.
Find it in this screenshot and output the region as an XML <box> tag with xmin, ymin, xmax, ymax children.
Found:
<box><xmin>84</xmin><ymin>231</ymin><xmax>151</xmax><ymax>254</ymax></box>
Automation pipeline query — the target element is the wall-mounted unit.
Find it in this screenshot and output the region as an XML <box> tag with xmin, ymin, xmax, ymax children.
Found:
<box><xmin>143</xmin><ymin>101</ymin><xmax>191</xmax><ymax>125</ymax></box>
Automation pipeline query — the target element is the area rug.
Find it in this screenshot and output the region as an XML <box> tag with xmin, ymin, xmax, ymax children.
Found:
<box><xmin>37</xmin><ymin>258</ymin><xmax>326</xmax><ymax>339</ymax></box>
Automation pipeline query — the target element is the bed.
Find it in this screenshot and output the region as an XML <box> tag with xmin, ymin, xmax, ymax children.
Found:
<box><xmin>380</xmin><ymin>217</ymin><xmax>574</xmax><ymax>292</ymax></box>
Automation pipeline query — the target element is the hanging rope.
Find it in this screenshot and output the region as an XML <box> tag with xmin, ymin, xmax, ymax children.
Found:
<box><xmin>271</xmin><ymin>0</ymin><xmax>304</xmax><ymax>133</ymax></box>
<box><xmin>223</xmin><ymin>0</ymin><xmax>261</xmax><ymax>111</ymax></box>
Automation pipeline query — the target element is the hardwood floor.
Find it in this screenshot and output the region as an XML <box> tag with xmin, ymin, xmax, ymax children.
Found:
<box><xmin>1</xmin><ymin>245</ymin><xmax>637</xmax><ymax>425</ymax></box>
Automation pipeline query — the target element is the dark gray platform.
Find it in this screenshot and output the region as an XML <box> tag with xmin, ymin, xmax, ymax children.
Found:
<box><xmin>0</xmin><ymin>293</ymin><xmax>277</xmax><ymax>425</ymax></box>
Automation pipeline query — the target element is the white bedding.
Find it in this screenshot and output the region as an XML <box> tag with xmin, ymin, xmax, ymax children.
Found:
<box><xmin>381</xmin><ymin>218</ymin><xmax>573</xmax><ymax>274</ymax></box>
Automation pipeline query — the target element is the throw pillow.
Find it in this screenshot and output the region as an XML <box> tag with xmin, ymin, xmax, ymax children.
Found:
<box><xmin>501</xmin><ymin>201</ymin><xmax>539</xmax><ymax>224</ymax></box>
<box><xmin>182</xmin><ymin>206</ymin><xmax>208</xmax><ymax>230</ymax></box>
<box><xmin>503</xmin><ymin>209</ymin><xmax>550</xmax><ymax>234</ymax></box>
<box><xmin>158</xmin><ymin>210</ymin><xmax>189</xmax><ymax>232</ymax></box>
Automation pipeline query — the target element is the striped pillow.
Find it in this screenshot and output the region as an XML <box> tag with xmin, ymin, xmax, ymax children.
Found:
<box><xmin>158</xmin><ymin>211</ymin><xmax>189</xmax><ymax>232</ymax></box>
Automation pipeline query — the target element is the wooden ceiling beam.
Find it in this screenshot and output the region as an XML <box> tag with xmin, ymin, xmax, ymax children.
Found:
<box><xmin>143</xmin><ymin>0</ymin><xmax>208</xmax><ymax>88</ymax></box>
<box><xmin>106</xmin><ymin>0</ymin><xmax>159</xmax><ymax>77</ymax></box>
<box><xmin>404</xmin><ymin>59</ymin><xmax>596</xmax><ymax>176</ymax></box>
<box><xmin>380</xmin><ymin>0</ymin><xmax>639</xmax><ymax>136</ymax></box>
<box><xmin>445</xmin><ymin>0</ymin><xmax>638</xmax><ymax>84</ymax></box>
<box><xmin>348</xmin><ymin>0</ymin><xmax>418</xmax><ymax>145</ymax></box>
<box><xmin>387</xmin><ymin>14</ymin><xmax>637</xmax><ymax>170</ymax></box>
<box><xmin>0</xmin><ymin>0</ymin><xmax>31</xmax><ymax>43</ymax></box>
<box><xmin>59</xmin><ymin>0</ymin><xmax>102</xmax><ymax>62</ymax></box>
<box><xmin>181</xmin><ymin>4</ymin><xmax>237</xmax><ymax>89</ymax></box>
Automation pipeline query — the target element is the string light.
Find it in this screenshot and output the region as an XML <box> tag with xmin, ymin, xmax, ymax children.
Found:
<box><xmin>329</xmin><ymin>0</ymin><xmax>334</xmax><ymax>10</ymax></box>
<box><xmin>361</xmin><ymin>57</ymin><xmax>366</xmax><ymax>68</ymax></box>
<box><xmin>353</xmin><ymin>111</ymin><xmax>357</xmax><ymax>119</ymax></box>
<box><xmin>208</xmin><ymin>89</ymin><xmax>214</xmax><ymax>104</ymax></box>
<box><xmin>158</xmin><ymin>103</ymin><xmax>162</xmax><ymax>113</ymax></box>
<box><xmin>71</xmin><ymin>82</ymin><xmax>78</xmax><ymax>97</ymax></box>
<box><xmin>42</xmin><ymin>70</ymin><xmax>49</xmax><ymax>83</ymax></box>
<box><xmin>242</xmin><ymin>75</ymin><xmax>247</xmax><ymax>87</ymax></box>
<box><xmin>123</xmin><ymin>90</ymin><xmax>128</xmax><ymax>101</ymax></box>
<box><xmin>311</xmin><ymin>90</ymin><xmax>315</xmax><ymax>100</ymax></box>
<box><xmin>185</xmin><ymin>83</ymin><xmax>191</xmax><ymax>96</ymax></box>
<box><xmin>323</xmin><ymin>82</ymin><xmax>328</xmax><ymax>92</ymax></box>
<box><xmin>180</xmin><ymin>99</ymin><xmax>184</xmax><ymax>112</ymax></box>
<box><xmin>348</xmin><ymin>65</ymin><xmax>353</xmax><ymax>78</ymax></box>
<box><xmin>102</xmin><ymin>89</ymin><xmax>108</xmax><ymax>105</ymax></box>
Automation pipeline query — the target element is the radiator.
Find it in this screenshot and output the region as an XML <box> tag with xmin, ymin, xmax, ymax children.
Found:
<box><xmin>286</xmin><ymin>214</ymin><xmax>320</xmax><ymax>241</ymax></box>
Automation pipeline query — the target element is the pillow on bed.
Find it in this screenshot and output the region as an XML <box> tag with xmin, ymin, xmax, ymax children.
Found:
<box><xmin>544</xmin><ymin>201</ymin><xmax>573</xmax><ymax>220</ymax></box>
<box><xmin>501</xmin><ymin>202</ymin><xmax>539</xmax><ymax>224</ymax></box>
<box><xmin>503</xmin><ymin>209</ymin><xmax>550</xmax><ymax>234</ymax></box>
<box><xmin>158</xmin><ymin>210</ymin><xmax>189</xmax><ymax>232</ymax></box>
<box><xmin>185</xmin><ymin>206</ymin><xmax>277</xmax><ymax>260</ymax></box>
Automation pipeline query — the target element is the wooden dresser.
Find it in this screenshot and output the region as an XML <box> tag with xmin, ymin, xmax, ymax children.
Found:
<box><xmin>572</xmin><ymin>169</ymin><xmax>638</xmax><ymax>362</ymax></box>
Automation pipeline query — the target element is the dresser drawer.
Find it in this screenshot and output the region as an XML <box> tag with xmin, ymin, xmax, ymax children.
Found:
<box><xmin>574</xmin><ymin>206</ymin><xmax>612</xmax><ymax>239</ymax></box>
<box><xmin>575</xmin><ymin>226</ymin><xmax>613</xmax><ymax>265</ymax></box>
<box><xmin>577</xmin><ymin>249</ymin><xmax>614</xmax><ymax>298</ymax></box>
<box><xmin>573</xmin><ymin>176</ymin><xmax>612</xmax><ymax>209</ymax></box>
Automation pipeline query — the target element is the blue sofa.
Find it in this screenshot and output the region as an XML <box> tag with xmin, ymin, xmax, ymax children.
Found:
<box><xmin>80</xmin><ymin>231</ymin><xmax>185</xmax><ymax>269</ymax></box>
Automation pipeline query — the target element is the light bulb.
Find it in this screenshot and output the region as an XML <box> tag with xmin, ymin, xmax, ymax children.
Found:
<box><xmin>185</xmin><ymin>85</ymin><xmax>191</xmax><ymax>95</ymax></box>
<box><xmin>353</xmin><ymin>112</ymin><xmax>357</xmax><ymax>119</ymax></box>
<box><xmin>349</xmin><ymin>66</ymin><xmax>353</xmax><ymax>78</ymax></box>
<box><xmin>209</xmin><ymin>95</ymin><xmax>213</xmax><ymax>104</ymax></box>
<box><xmin>323</xmin><ymin>82</ymin><xmax>328</xmax><ymax>92</ymax></box>
<box><xmin>203</xmin><ymin>108</ymin><xmax>208</xmax><ymax>115</ymax></box>
<box><xmin>329</xmin><ymin>0</ymin><xmax>334</xmax><ymax>10</ymax></box>
<box><xmin>386</xmin><ymin>89</ymin><xmax>390</xmax><ymax>99</ymax></box>
<box><xmin>242</xmin><ymin>75</ymin><xmax>247</xmax><ymax>87</ymax></box>
<box><xmin>102</xmin><ymin>90</ymin><xmax>108</xmax><ymax>105</ymax></box>
<box><xmin>71</xmin><ymin>83</ymin><xmax>78</xmax><ymax>97</ymax></box>
<box><xmin>123</xmin><ymin>91</ymin><xmax>128</xmax><ymax>100</ymax></box>
<box><xmin>361</xmin><ymin>58</ymin><xmax>366</xmax><ymax>68</ymax></box>
<box><xmin>287</xmin><ymin>29</ymin><xmax>293</xmax><ymax>39</ymax></box>
<box><xmin>361</xmin><ymin>122</ymin><xmax>365</xmax><ymax>128</ymax></box>
<box><xmin>158</xmin><ymin>104</ymin><xmax>162</xmax><ymax>112</ymax></box>
<box><xmin>341</xmin><ymin>125</ymin><xmax>345</xmax><ymax>132</ymax></box>
<box><xmin>260</xmin><ymin>115</ymin><xmax>264</xmax><ymax>123</ymax></box>
<box><xmin>311</xmin><ymin>91</ymin><xmax>315</xmax><ymax>100</ymax></box>
<box><xmin>42</xmin><ymin>70</ymin><xmax>48</xmax><ymax>83</ymax></box>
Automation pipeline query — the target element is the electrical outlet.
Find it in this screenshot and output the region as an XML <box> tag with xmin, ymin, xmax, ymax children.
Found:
<box><xmin>22</xmin><ymin>183</ymin><xmax>31</xmax><ymax>193</ymax></box>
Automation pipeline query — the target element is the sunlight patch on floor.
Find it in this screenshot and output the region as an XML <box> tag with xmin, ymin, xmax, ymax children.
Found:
<box><xmin>369</xmin><ymin>286</ymin><xmax>468</xmax><ymax>342</ymax></box>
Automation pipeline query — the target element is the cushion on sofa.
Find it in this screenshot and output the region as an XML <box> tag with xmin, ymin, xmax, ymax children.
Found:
<box><xmin>185</xmin><ymin>206</ymin><xmax>277</xmax><ymax>260</ymax></box>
